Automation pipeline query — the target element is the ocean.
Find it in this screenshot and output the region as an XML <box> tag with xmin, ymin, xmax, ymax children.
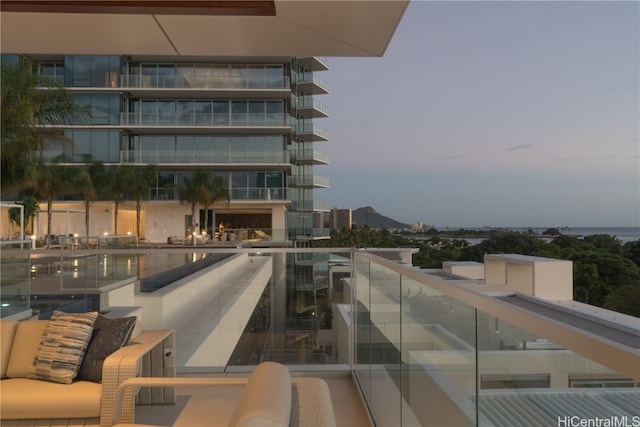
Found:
<box><xmin>436</xmin><ymin>227</ymin><xmax>640</xmax><ymax>244</ymax></box>
<box><xmin>508</xmin><ymin>227</ymin><xmax>639</xmax><ymax>243</ymax></box>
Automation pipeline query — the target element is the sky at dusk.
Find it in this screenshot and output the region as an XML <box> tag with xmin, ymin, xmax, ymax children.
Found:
<box><xmin>322</xmin><ymin>0</ymin><xmax>639</xmax><ymax>228</ymax></box>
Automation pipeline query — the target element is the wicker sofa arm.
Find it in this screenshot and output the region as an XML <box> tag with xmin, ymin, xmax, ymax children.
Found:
<box><xmin>100</xmin><ymin>329</ymin><xmax>175</xmax><ymax>427</ymax></box>
<box><xmin>111</xmin><ymin>377</ymin><xmax>250</xmax><ymax>425</ymax></box>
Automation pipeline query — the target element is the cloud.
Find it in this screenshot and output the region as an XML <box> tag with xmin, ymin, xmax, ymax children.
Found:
<box><xmin>505</xmin><ymin>143</ymin><xmax>535</xmax><ymax>152</ymax></box>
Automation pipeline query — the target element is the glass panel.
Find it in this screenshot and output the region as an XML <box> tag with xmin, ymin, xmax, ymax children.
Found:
<box><xmin>266</xmin><ymin>101</ymin><xmax>283</xmax><ymax>125</ymax></box>
<box><xmin>176</xmin><ymin>136</ymin><xmax>194</xmax><ymax>162</ymax></box>
<box><xmin>69</xmin><ymin>56</ymin><xmax>91</xmax><ymax>87</ymax></box>
<box><xmin>354</xmin><ymin>252</ymin><xmax>373</xmax><ymax>414</ymax></box>
<box><xmin>230</xmin><ymin>137</ymin><xmax>248</xmax><ymax>162</ymax></box>
<box><xmin>90</xmin><ymin>56</ymin><xmax>109</xmax><ymax>87</ymax></box>
<box><xmin>404</xmin><ymin>290</ymin><xmax>476</xmax><ymax>426</ymax></box>
<box><xmin>213</xmin><ymin>101</ymin><xmax>229</xmax><ymax>125</ymax></box>
<box><xmin>232</xmin><ymin>101</ymin><xmax>247</xmax><ymax>125</ymax></box>
<box><xmin>194</xmin><ymin>136</ymin><xmax>212</xmax><ymax>162</ymax></box>
<box><xmin>91</xmin><ymin>94</ymin><xmax>110</xmax><ymax>125</ymax></box>
<box><xmin>1</xmin><ymin>249</ymin><xmax>30</xmax><ymax>317</ymax></box>
<box><xmin>141</xmin><ymin>64</ymin><xmax>157</xmax><ymax>87</ymax></box>
<box><xmin>212</xmin><ymin>137</ymin><xmax>228</xmax><ymax>162</ymax></box>
<box><xmin>177</xmin><ymin>100</ymin><xmax>194</xmax><ymax>125</ymax></box>
<box><xmin>106</xmin><ymin>131</ymin><xmax>120</xmax><ymax>162</ymax></box>
<box><xmin>90</xmin><ymin>132</ymin><xmax>109</xmax><ymax>162</ymax></box>
<box><xmin>176</xmin><ymin>64</ymin><xmax>194</xmax><ymax>88</ymax></box>
<box><xmin>249</xmin><ymin>101</ymin><xmax>264</xmax><ymax>114</ymax></box>
<box><xmin>109</xmin><ymin>94</ymin><xmax>120</xmax><ymax>125</ymax></box>
<box><xmin>141</xmin><ymin>101</ymin><xmax>157</xmax><ymax>125</ymax></box>
<box><xmin>368</xmin><ymin>261</ymin><xmax>403</xmax><ymax>426</ymax></box>
<box><xmin>157</xmin><ymin>101</ymin><xmax>174</xmax><ymax>125</ymax></box>
<box><xmin>195</xmin><ymin>101</ymin><xmax>212</xmax><ymax>125</ymax></box>
<box><xmin>70</xmin><ymin>130</ymin><xmax>91</xmax><ymax>161</ymax></box>
<box><xmin>266</xmin><ymin>172</ymin><xmax>282</xmax><ymax>188</ymax></box>
<box><xmin>155</xmin><ymin>172</ymin><xmax>175</xmax><ymax>200</ymax></box>
<box><xmin>266</xmin><ymin>65</ymin><xmax>284</xmax><ymax>87</ymax></box>
<box><xmin>157</xmin><ymin>64</ymin><xmax>175</xmax><ymax>88</ymax></box>
<box><xmin>476</xmin><ymin>312</ymin><xmax>639</xmax><ymax>426</ymax></box>
<box><xmin>231</xmin><ymin>172</ymin><xmax>247</xmax><ymax>199</ymax></box>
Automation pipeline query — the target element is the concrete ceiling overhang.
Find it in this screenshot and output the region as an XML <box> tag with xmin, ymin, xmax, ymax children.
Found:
<box><xmin>1</xmin><ymin>0</ymin><xmax>409</xmax><ymax>58</ymax></box>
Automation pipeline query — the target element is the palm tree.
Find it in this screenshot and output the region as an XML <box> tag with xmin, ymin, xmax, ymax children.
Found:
<box><xmin>34</xmin><ymin>163</ymin><xmax>74</xmax><ymax>248</ymax></box>
<box><xmin>178</xmin><ymin>170</ymin><xmax>209</xmax><ymax>236</ymax></box>
<box><xmin>1</xmin><ymin>60</ymin><xmax>87</xmax><ymax>193</ymax></box>
<box><xmin>200</xmin><ymin>175</ymin><xmax>229</xmax><ymax>237</ymax></box>
<box><xmin>76</xmin><ymin>161</ymin><xmax>109</xmax><ymax>243</ymax></box>
<box><xmin>128</xmin><ymin>165</ymin><xmax>157</xmax><ymax>243</ymax></box>
<box><xmin>104</xmin><ymin>166</ymin><xmax>131</xmax><ymax>235</ymax></box>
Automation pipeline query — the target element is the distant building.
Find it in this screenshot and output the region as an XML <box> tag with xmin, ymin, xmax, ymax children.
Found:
<box><xmin>330</xmin><ymin>208</ymin><xmax>352</xmax><ymax>230</ymax></box>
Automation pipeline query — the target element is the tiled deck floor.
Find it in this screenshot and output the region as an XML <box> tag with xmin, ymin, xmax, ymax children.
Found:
<box><xmin>133</xmin><ymin>372</ymin><xmax>372</xmax><ymax>427</ymax></box>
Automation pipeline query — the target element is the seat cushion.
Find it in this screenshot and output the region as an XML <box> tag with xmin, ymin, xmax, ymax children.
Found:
<box><xmin>6</xmin><ymin>320</ymin><xmax>47</xmax><ymax>378</ymax></box>
<box><xmin>227</xmin><ymin>361</ymin><xmax>292</xmax><ymax>427</ymax></box>
<box><xmin>0</xmin><ymin>378</ymin><xmax>102</xmax><ymax>419</ymax></box>
<box><xmin>0</xmin><ymin>320</ymin><xmax>18</xmax><ymax>379</ymax></box>
<box><xmin>27</xmin><ymin>311</ymin><xmax>98</xmax><ymax>384</ymax></box>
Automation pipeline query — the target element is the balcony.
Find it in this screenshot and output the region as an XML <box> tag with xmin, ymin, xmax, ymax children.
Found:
<box><xmin>119</xmin><ymin>75</ymin><xmax>291</xmax><ymax>98</ymax></box>
<box><xmin>293</xmin><ymin>119</ymin><xmax>329</xmax><ymax>142</ymax></box>
<box><xmin>297</xmin><ymin>57</ymin><xmax>329</xmax><ymax>72</ymax></box>
<box><xmin>289</xmin><ymin>175</ymin><xmax>330</xmax><ymax>189</ymax></box>
<box><xmin>118</xmin><ymin>112</ymin><xmax>290</xmax><ymax>135</ymax></box>
<box><xmin>291</xmin><ymin>149</ymin><xmax>330</xmax><ymax>165</ymax></box>
<box><xmin>294</xmin><ymin>96</ymin><xmax>329</xmax><ymax>118</ymax></box>
<box><xmin>125</xmin><ymin>150</ymin><xmax>290</xmax><ymax>166</ymax></box>
<box><xmin>295</xmin><ymin>72</ymin><xmax>329</xmax><ymax>95</ymax></box>
<box><xmin>292</xmin><ymin>199</ymin><xmax>330</xmax><ymax>212</ymax></box>
<box><xmin>293</xmin><ymin>228</ymin><xmax>331</xmax><ymax>241</ymax></box>
<box><xmin>1</xmin><ymin>247</ymin><xmax>637</xmax><ymax>426</ymax></box>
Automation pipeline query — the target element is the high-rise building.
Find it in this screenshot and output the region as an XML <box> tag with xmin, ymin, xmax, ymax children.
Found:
<box><xmin>1</xmin><ymin>2</ymin><xmax>409</xmax><ymax>247</ymax></box>
<box><xmin>0</xmin><ymin>2</ymin><xmax>410</xmax><ymax>362</ymax></box>
<box><xmin>330</xmin><ymin>208</ymin><xmax>353</xmax><ymax>230</ymax></box>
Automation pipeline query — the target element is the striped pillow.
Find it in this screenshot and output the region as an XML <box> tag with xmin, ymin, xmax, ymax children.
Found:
<box><xmin>27</xmin><ymin>310</ymin><xmax>98</xmax><ymax>384</ymax></box>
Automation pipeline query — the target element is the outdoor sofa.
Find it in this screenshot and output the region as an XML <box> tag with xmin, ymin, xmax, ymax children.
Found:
<box><xmin>0</xmin><ymin>313</ymin><xmax>175</xmax><ymax>427</ymax></box>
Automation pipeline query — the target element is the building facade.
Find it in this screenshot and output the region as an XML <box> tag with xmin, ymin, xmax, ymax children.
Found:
<box><xmin>2</xmin><ymin>54</ymin><xmax>331</xmax><ymax>246</ymax></box>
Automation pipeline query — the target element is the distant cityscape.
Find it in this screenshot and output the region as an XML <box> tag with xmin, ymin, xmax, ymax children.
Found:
<box><xmin>330</xmin><ymin>206</ymin><xmax>640</xmax><ymax>243</ymax></box>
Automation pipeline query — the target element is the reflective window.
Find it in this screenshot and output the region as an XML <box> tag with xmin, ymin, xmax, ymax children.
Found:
<box><xmin>73</xmin><ymin>93</ymin><xmax>120</xmax><ymax>125</ymax></box>
<box><xmin>157</xmin><ymin>64</ymin><xmax>175</xmax><ymax>88</ymax></box>
<box><xmin>177</xmin><ymin>100</ymin><xmax>194</xmax><ymax>125</ymax></box>
<box><xmin>212</xmin><ymin>137</ymin><xmax>228</xmax><ymax>161</ymax></box>
<box><xmin>196</xmin><ymin>101</ymin><xmax>212</xmax><ymax>125</ymax></box>
<box><xmin>213</xmin><ymin>101</ymin><xmax>229</xmax><ymax>125</ymax></box>
<box><xmin>194</xmin><ymin>136</ymin><xmax>212</xmax><ymax>160</ymax></box>
<box><xmin>56</xmin><ymin>130</ymin><xmax>120</xmax><ymax>162</ymax></box>
<box><xmin>40</xmin><ymin>62</ymin><xmax>64</xmax><ymax>82</ymax></box>
<box><xmin>65</xmin><ymin>56</ymin><xmax>119</xmax><ymax>87</ymax></box>
<box><xmin>157</xmin><ymin>101</ymin><xmax>174</xmax><ymax>125</ymax></box>
<box><xmin>153</xmin><ymin>171</ymin><xmax>175</xmax><ymax>200</ymax></box>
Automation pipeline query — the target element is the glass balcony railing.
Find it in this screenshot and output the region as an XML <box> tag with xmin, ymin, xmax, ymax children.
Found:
<box><xmin>291</xmin><ymin>149</ymin><xmax>330</xmax><ymax>165</ymax></box>
<box><xmin>149</xmin><ymin>187</ymin><xmax>286</xmax><ymax>202</ymax></box>
<box><xmin>125</xmin><ymin>150</ymin><xmax>289</xmax><ymax>164</ymax></box>
<box><xmin>120</xmin><ymin>75</ymin><xmax>290</xmax><ymax>90</ymax></box>
<box><xmin>289</xmin><ymin>175</ymin><xmax>330</xmax><ymax>188</ymax></box>
<box><xmin>292</xmin><ymin>121</ymin><xmax>330</xmax><ymax>141</ymax></box>
<box><xmin>120</xmin><ymin>113</ymin><xmax>289</xmax><ymax>127</ymax></box>
<box><xmin>295</xmin><ymin>96</ymin><xmax>329</xmax><ymax>117</ymax></box>
<box><xmin>1</xmin><ymin>247</ymin><xmax>637</xmax><ymax>426</ymax></box>
<box><xmin>295</xmin><ymin>72</ymin><xmax>329</xmax><ymax>94</ymax></box>
<box><xmin>291</xmin><ymin>199</ymin><xmax>329</xmax><ymax>211</ymax></box>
